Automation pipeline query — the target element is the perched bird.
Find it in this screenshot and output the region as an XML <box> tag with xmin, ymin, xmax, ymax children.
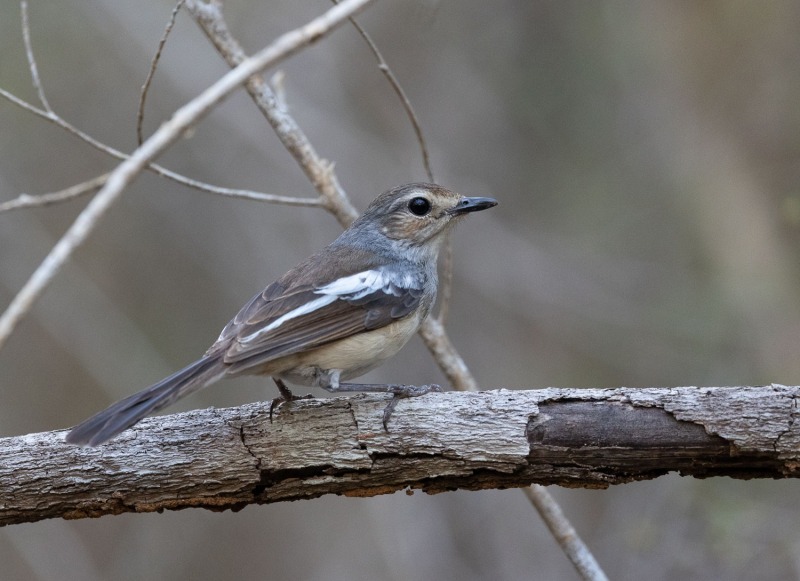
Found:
<box><xmin>66</xmin><ymin>183</ymin><xmax>497</xmax><ymax>446</ymax></box>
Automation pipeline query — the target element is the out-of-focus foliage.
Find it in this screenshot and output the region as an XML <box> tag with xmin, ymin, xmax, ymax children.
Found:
<box><xmin>2</xmin><ymin>1</ymin><xmax>800</xmax><ymax>579</ymax></box>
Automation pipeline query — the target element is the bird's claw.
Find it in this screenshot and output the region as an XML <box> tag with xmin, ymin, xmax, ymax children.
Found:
<box><xmin>382</xmin><ymin>384</ymin><xmax>441</xmax><ymax>430</ymax></box>
<box><xmin>269</xmin><ymin>393</ymin><xmax>315</xmax><ymax>422</ymax></box>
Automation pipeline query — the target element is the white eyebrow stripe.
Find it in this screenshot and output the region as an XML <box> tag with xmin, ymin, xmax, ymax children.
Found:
<box><xmin>240</xmin><ymin>269</ymin><xmax>419</xmax><ymax>343</ymax></box>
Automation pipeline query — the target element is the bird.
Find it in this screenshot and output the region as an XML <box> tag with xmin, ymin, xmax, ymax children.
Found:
<box><xmin>65</xmin><ymin>183</ymin><xmax>497</xmax><ymax>446</ymax></box>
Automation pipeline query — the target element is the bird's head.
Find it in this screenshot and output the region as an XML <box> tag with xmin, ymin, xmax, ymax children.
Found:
<box><xmin>349</xmin><ymin>183</ymin><xmax>497</xmax><ymax>259</ymax></box>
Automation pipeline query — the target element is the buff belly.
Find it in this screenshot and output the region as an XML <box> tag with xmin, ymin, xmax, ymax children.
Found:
<box><xmin>272</xmin><ymin>311</ymin><xmax>424</xmax><ymax>387</ymax></box>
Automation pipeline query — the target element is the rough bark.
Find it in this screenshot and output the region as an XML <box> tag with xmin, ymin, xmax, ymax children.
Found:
<box><xmin>1</xmin><ymin>385</ymin><xmax>797</xmax><ymax>526</ymax></box>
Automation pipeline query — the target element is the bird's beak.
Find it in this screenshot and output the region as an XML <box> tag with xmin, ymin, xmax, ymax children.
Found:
<box><xmin>448</xmin><ymin>196</ymin><xmax>498</xmax><ymax>215</ymax></box>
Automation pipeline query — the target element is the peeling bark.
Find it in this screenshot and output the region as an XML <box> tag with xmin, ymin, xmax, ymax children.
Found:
<box><xmin>1</xmin><ymin>386</ymin><xmax>797</xmax><ymax>526</ymax></box>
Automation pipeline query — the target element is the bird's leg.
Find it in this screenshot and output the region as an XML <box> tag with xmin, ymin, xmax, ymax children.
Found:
<box><xmin>269</xmin><ymin>377</ymin><xmax>314</xmax><ymax>422</ymax></box>
<box><xmin>318</xmin><ymin>371</ymin><xmax>441</xmax><ymax>430</ymax></box>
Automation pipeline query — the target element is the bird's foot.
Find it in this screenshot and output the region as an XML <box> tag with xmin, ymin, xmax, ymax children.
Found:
<box><xmin>269</xmin><ymin>377</ymin><xmax>314</xmax><ymax>422</ymax></box>
<box><xmin>269</xmin><ymin>393</ymin><xmax>315</xmax><ymax>422</ymax></box>
<box><xmin>382</xmin><ymin>384</ymin><xmax>442</xmax><ymax>430</ymax></box>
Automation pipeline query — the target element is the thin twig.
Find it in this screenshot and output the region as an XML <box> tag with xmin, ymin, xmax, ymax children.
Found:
<box><xmin>0</xmin><ymin>173</ymin><xmax>109</xmax><ymax>214</ymax></box>
<box><xmin>437</xmin><ymin>234</ymin><xmax>454</xmax><ymax>322</ymax></box>
<box><xmin>137</xmin><ymin>0</ymin><xmax>186</xmax><ymax>145</ymax></box>
<box><xmin>0</xmin><ymin>0</ymin><xmax>375</xmax><ymax>352</ymax></box>
<box><xmin>13</xmin><ymin>5</ymin><xmax>323</xmax><ymax>208</ymax></box>
<box><xmin>0</xmin><ymin>87</ymin><xmax>131</xmax><ymax>158</ymax></box>
<box><xmin>523</xmin><ymin>486</ymin><xmax>610</xmax><ymax>581</ymax></box>
<box><xmin>336</xmin><ymin>0</ymin><xmax>434</xmax><ymax>183</ymax></box>
<box><xmin>20</xmin><ymin>1</ymin><xmax>51</xmax><ymax>113</ymax></box>
<box><xmin>157</xmin><ymin>177</ymin><xmax>323</xmax><ymax>207</ymax></box>
<box><xmin>187</xmin><ymin>0</ymin><xmax>360</xmax><ymax>226</ymax></box>
<box><xmin>417</xmin><ymin>315</ymin><xmax>478</xmax><ymax>391</ymax></box>
<box><xmin>0</xmin><ymin>88</ymin><xmax>321</xmax><ymax>208</ymax></box>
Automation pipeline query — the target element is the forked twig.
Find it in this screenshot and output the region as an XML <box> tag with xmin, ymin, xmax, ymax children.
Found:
<box><xmin>188</xmin><ymin>0</ymin><xmax>360</xmax><ymax>226</ymax></box>
<box><xmin>0</xmin><ymin>0</ymin><xmax>375</xmax><ymax>351</ymax></box>
<box><xmin>0</xmin><ymin>88</ymin><xmax>321</xmax><ymax>208</ymax></box>
<box><xmin>5</xmin><ymin>1</ymin><xmax>321</xmax><ymax>212</ymax></box>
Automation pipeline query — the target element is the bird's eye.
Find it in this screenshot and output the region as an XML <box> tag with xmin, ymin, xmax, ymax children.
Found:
<box><xmin>408</xmin><ymin>197</ymin><xmax>431</xmax><ymax>216</ymax></box>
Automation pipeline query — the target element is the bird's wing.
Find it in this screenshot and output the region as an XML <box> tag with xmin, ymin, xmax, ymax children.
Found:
<box><xmin>211</xmin><ymin>265</ymin><xmax>426</xmax><ymax>373</ymax></box>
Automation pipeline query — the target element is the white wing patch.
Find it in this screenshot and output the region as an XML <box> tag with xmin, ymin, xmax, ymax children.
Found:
<box><xmin>259</xmin><ymin>294</ymin><xmax>338</xmax><ymax>334</ymax></box>
<box><xmin>319</xmin><ymin>269</ymin><xmax>385</xmax><ymax>299</ymax></box>
<box><xmin>240</xmin><ymin>269</ymin><xmax>418</xmax><ymax>343</ymax></box>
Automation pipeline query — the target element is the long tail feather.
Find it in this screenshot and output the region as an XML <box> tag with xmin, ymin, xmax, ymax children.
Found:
<box><xmin>65</xmin><ymin>356</ymin><xmax>226</xmax><ymax>446</ymax></box>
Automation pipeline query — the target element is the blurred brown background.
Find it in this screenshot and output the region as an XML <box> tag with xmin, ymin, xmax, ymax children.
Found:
<box><xmin>3</xmin><ymin>1</ymin><xmax>800</xmax><ymax>579</ymax></box>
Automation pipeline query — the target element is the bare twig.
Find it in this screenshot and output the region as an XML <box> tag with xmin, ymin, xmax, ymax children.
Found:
<box><xmin>417</xmin><ymin>315</ymin><xmax>478</xmax><ymax>391</ymax></box>
<box><xmin>137</xmin><ymin>0</ymin><xmax>186</xmax><ymax>145</ymax></box>
<box><xmin>336</xmin><ymin>0</ymin><xmax>434</xmax><ymax>183</ymax></box>
<box><xmin>524</xmin><ymin>486</ymin><xmax>610</xmax><ymax>581</ymax></box>
<box><xmin>0</xmin><ymin>0</ymin><xmax>375</xmax><ymax>352</ymax></box>
<box><xmin>187</xmin><ymin>0</ymin><xmax>360</xmax><ymax>226</ymax></box>
<box><xmin>148</xmin><ymin>177</ymin><xmax>323</xmax><ymax>207</ymax></box>
<box><xmin>0</xmin><ymin>88</ymin><xmax>321</xmax><ymax>207</ymax></box>
<box><xmin>0</xmin><ymin>173</ymin><xmax>109</xmax><ymax>214</ymax></box>
<box><xmin>20</xmin><ymin>1</ymin><xmax>51</xmax><ymax>113</ymax></box>
<box><xmin>437</xmin><ymin>236</ymin><xmax>454</xmax><ymax>322</ymax></box>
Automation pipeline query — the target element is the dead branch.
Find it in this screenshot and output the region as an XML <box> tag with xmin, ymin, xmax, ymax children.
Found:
<box><xmin>2</xmin><ymin>385</ymin><xmax>796</xmax><ymax>527</ymax></box>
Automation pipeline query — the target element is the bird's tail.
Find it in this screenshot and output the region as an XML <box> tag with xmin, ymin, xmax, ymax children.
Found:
<box><xmin>65</xmin><ymin>356</ymin><xmax>226</xmax><ymax>446</ymax></box>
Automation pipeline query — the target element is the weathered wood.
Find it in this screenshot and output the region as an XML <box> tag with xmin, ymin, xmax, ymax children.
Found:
<box><xmin>1</xmin><ymin>385</ymin><xmax>797</xmax><ymax>526</ymax></box>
